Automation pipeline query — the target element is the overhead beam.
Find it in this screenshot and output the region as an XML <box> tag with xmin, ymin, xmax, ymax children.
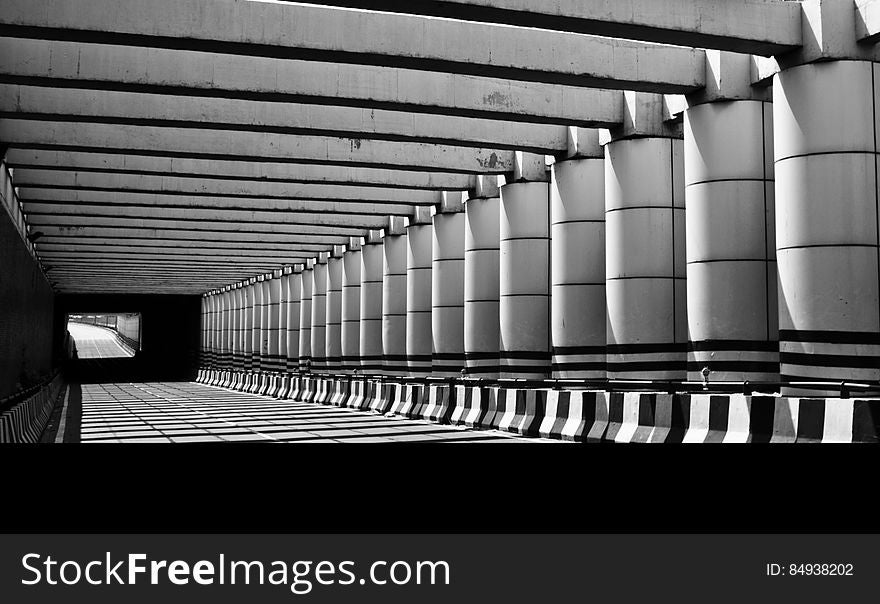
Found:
<box><xmin>0</xmin><ymin>38</ymin><xmax>622</xmax><ymax>127</ymax></box>
<box><xmin>18</xmin><ymin>192</ymin><xmax>416</xmax><ymax>217</ymax></box>
<box><xmin>0</xmin><ymin>0</ymin><xmax>705</xmax><ymax>93</ymax></box>
<box><xmin>4</xmin><ymin>149</ymin><xmax>476</xmax><ymax>191</ymax></box>
<box><xmin>36</xmin><ymin>240</ymin><xmax>334</xmax><ymax>254</ymax></box>
<box><xmin>30</xmin><ymin>226</ymin><xmax>355</xmax><ymax>245</ymax></box>
<box><xmin>22</xmin><ymin>203</ymin><xmax>394</xmax><ymax>229</ymax></box>
<box><xmin>13</xmin><ymin>170</ymin><xmax>437</xmax><ymax>206</ymax></box>
<box><xmin>0</xmin><ymin>119</ymin><xmax>515</xmax><ymax>174</ymax></box>
<box><xmin>41</xmin><ymin>250</ymin><xmax>311</xmax><ymax>263</ymax></box>
<box><xmin>0</xmin><ymin>84</ymin><xmax>572</xmax><ymax>154</ymax></box>
<box><xmin>298</xmin><ymin>0</ymin><xmax>803</xmax><ymax>56</ymax></box>
<box><xmin>26</xmin><ymin>214</ymin><xmax>374</xmax><ymax>234</ymax></box>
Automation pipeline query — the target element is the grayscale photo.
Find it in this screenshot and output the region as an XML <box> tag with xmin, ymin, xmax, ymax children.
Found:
<box><xmin>1</xmin><ymin>0</ymin><xmax>878</xmax><ymax>445</ymax></box>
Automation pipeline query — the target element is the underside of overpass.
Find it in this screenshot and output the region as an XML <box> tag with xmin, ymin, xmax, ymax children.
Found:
<box><xmin>2</xmin><ymin>0</ymin><xmax>880</xmax><ymax>444</ymax></box>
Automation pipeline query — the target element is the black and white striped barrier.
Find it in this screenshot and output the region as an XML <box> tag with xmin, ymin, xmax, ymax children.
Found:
<box><xmin>0</xmin><ymin>374</ymin><xmax>64</xmax><ymax>444</ymax></box>
<box><xmin>419</xmin><ymin>384</ymin><xmax>453</xmax><ymax>423</ymax></box>
<box><xmin>192</xmin><ymin>368</ymin><xmax>880</xmax><ymax>442</ymax></box>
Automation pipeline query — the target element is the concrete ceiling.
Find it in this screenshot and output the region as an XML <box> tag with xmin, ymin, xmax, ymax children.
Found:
<box><xmin>0</xmin><ymin>0</ymin><xmax>801</xmax><ymax>294</ymax></box>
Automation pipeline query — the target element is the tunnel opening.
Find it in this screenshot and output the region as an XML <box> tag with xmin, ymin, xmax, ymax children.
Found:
<box><xmin>67</xmin><ymin>312</ymin><xmax>142</xmax><ymax>360</ymax></box>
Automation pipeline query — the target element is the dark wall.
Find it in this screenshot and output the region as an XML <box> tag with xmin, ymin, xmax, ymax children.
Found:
<box><xmin>0</xmin><ymin>204</ymin><xmax>55</xmax><ymax>399</ymax></box>
<box><xmin>57</xmin><ymin>294</ymin><xmax>201</xmax><ymax>382</ymax></box>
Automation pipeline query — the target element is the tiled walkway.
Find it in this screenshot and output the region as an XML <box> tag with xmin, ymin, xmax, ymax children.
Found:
<box><xmin>69</xmin><ymin>382</ymin><xmax>537</xmax><ymax>443</ymax></box>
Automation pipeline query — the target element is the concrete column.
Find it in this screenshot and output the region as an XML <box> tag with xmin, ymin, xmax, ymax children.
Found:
<box><xmin>222</xmin><ymin>287</ymin><xmax>233</xmax><ymax>369</ymax></box>
<box><xmin>286</xmin><ymin>266</ymin><xmax>303</xmax><ymax>372</ymax></box>
<box><xmin>243</xmin><ymin>280</ymin><xmax>255</xmax><ymax>371</ymax></box>
<box><xmin>235</xmin><ymin>284</ymin><xmax>247</xmax><ymax>371</ymax></box>
<box><xmin>230</xmin><ymin>284</ymin><xmax>240</xmax><ymax>371</ymax></box>
<box><xmin>266</xmin><ymin>270</ymin><xmax>282</xmax><ymax>372</ymax></box>
<box><xmin>311</xmin><ymin>253</ymin><xmax>329</xmax><ymax>372</ymax></box>
<box><xmin>325</xmin><ymin>246</ymin><xmax>345</xmax><ymax>372</ymax></box>
<box><xmin>225</xmin><ymin>288</ymin><xmax>235</xmax><ymax>368</ymax></box>
<box><xmin>342</xmin><ymin>238</ymin><xmax>363</xmax><ymax>373</ymax></box>
<box><xmin>360</xmin><ymin>232</ymin><xmax>384</xmax><ymax>374</ymax></box>
<box><xmin>203</xmin><ymin>293</ymin><xmax>212</xmax><ymax>367</ymax></box>
<box><xmin>605</xmin><ymin>135</ymin><xmax>686</xmax><ymax>380</ymax></box>
<box><xmin>406</xmin><ymin>207</ymin><xmax>434</xmax><ymax>375</ymax></box>
<box><xmin>383</xmin><ymin>217</ymin><xmax>408</xmax><ymax>376</ymax></box>
<box><xmin>200</xmin><ymin>295</ymin><xmax>208</xmax><ymax>366</ymax></box>
<box><xmin>685</xmin><ymin>99</ymin><xmax>777</xmax><ymax>382</ymax></box>
<box><xmin>499</xmin><ymin>152</ymin><xmax>551</xmax><ymax>379</ymax></box>
<box><xmin>299</xmin><ymin>262</ymin><xmax>313</xmax><ymax>372</ymax></box>
<box><xmin>210</xmin><ymin>291</ymin><xmax>220</xmax><ymax>369</ymax></box>
<box><xmin>205</xmin><ymin>293</ymin><xmax>214</xmax><ymax>367</ymax></box>
<box><xmin>432</xmin><ymin>192</ymin><xmax>466</xmax><ymax>376</ymax></box>
<box><xmin>464</xmin><ymin>176</ymin><xmax>502</xmax><ymax>378</ymax></box>
<box><xmin>211</xmin><ymin>292</ymin><xmax>222</xmax><ymax>369</ymax></box>
<box><xmin>550</xmin><ymin>129</ymin><xmax>606</xmax><ymax>379</ymax></box>
<box><xmin>774</xmin><ymin>59</ymin><xmax>880</xmax><ymax>384</ymax></box>
<box><xmin>249</xmin><ymin>275</ymin><xmax>263</xmax><ymax>371</ymax></box>
<box><xmin>278</xmin><ymin>269</ymin><xmax>290</xmax><ymax>370</ymax></box>
<box><xmin>259</xmin><ymin>276</ymin><xmax>271</xmax><ymax>369</ymax></box>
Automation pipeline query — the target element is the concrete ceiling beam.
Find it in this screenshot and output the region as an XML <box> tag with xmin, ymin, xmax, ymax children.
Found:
<box><xmin>0</xmin><ymin>119</ymin><xmax>514</xmax><ymax>174</ymax></box>
<box><xmin>0</xmin><ymin>0</ymin><xmax>704</xmax><ymax>93</ymax></box>
<box><xmin>300</xmin><ymin>0</ymin><xmax>803</xmax><ymax>56</ymax></box>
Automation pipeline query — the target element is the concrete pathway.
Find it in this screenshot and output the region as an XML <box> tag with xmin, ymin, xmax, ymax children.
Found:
<box><xmin>54</xmin><ymin>381</ymin><xmax>539</xmax><ymax>443</ymax></box>
<box><xmin>68</xmin><ymin>322</ymin><xmax>134</xmax><ymax>359</ymax></box>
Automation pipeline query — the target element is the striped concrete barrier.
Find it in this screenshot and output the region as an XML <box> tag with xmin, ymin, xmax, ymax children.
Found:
<box><xmin>404</xmin><ymin>383</ymin><xmax>430</xmax><ymax>419</ymax></box>
<box><xmin>190</xmin><ymin>370</ymin><xmax>880</xmax><ymax>443</ymax></box>
<box><xmin>287</xmin><ymin>376</ymin><xmax>303</xmax><ymax>401</ymax></box>
<box><xmin>539</xmin><ymin>390</ymin><xmax>609</xmax><ymax>442</ymax></box>
<box><xmin>494</xmin><ymin>388</ymin><xmax>547</xmax><ymax>436</ymax></box>
<box><xmin>450</xmin><ymin>384</ymin><xmax>494</xmax><ymax>428</ymax></box>
<box><xmin>344</xmin><ymin>379</ymin><xmax>366</xmax><ymax>410</ymax></box>
<box><xmin>0</xmin><ymin>374</ymin><xmax>64</xmax><ymax>444</ymax></box>
<box><xmin>420</xmin><ymin>384</ymin><xmax>454</xmax><ymax>423</ymax></box>
<box><xmin>329</xmin><ymin>380</ymin><xmax>349</xmax><ymax>406</ymax></box>
<box><xmin>369</xmin><ymin>382</ymin><xmax>397</xmax><ymax>414</ymax></box>
<box><xmin>386</xmin><ymin>383</ymin><xmax>421</xmax><ymax>417</ymax></box>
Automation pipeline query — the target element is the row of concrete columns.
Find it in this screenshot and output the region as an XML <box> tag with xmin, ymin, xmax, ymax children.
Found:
<box><xmin>201</xmin><ymin>60</ymin><xmax>880</xmax><ymax>386</ymax></box>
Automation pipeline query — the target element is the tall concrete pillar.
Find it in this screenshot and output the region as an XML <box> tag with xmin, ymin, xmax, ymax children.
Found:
<box><xmin>226</xmin><ymin>283</ymin><xmax>238</xmax><ymax>370</ymax></box>
<box><xmin>200</xmin><ymin>295</ymin><xmax>208</xmax><ymax>367</ymax></box>
<box><xmin>550</xmin><ymin>129</ymin><xmax>606</xmax><ymax>379</ymax></box>
<box><xmin>311</xmin><ymin>253</ymin><xmax>329</xmax><ymax>372</ymax></box>
<box><xmin>278</xmin><ymin>268</ymin><xmax>291</xmax><ymax>371</ymax></box>
<box><xmin>325</xmin><ymin>245</ymin><xmax>345</xmax><ymax>372</ymax></box>
<box><xmin>266</xmin><ymin>270</ymin><xmax>282</xmax><ymax>372</ymax></box>
<box><xmin>360</xmin><ymin>231</ymin><xmax>384</xmax><ymax>374</ymax></box>
<box><xmin>500</xmin><ymin>152</ymin><xmax>551</xmax><ymax>379</ymax></box>
<box><xmin>406</xmin><ymin>207</ymin><xmax>434</xmax><ymax>375</ymax></box>
<box><xmin>383</xmin><ymin>217</ymin><xmax>408</xmax><ymax>376</ymax></box>
<box><xmin>250</xmin><ymin>275</ymin><xmax>264</xmax><ymax>371</ymax></box>
<box><xmin>299</xmin><ymin>261</ymin><xmax>314</xmax><ymax>372</ymax></box>
<box><xmin>202</xmin><ymin>293</ymin><xmax>212</xmax><ymax>367</ymax></box>
<box><xmin>464</xmin><ymin>176</ymin><xmax>502</xmax><ymax>378</ymax></box>
<box><xmin>259</xmin><ymin>275</ymin><xmax>272</xmax><ymax>370</ymax></box>
<box><xmin>233</xmin><ymin>283</ymin><xmax>245</xmax><ymax>371</ymax></box>
<box><xmin>286</xmin><ymin>266</ymin><xmax>303</xmax><ymax>372</ymax></box>
<box><xmin>432</xmin><ymin>192</ymin><xmax>466</xmax><ymax>376</ymax></box>
<box><xmin>211</xmin><ymin>292</ymin><xmax>221</xmax><ymax>369</ymax></box>
<box><xmin>242</xmin><ymin>279</ymin><xmax>255</xmax><ymax>371</ymax></box>
<box><xmin>684</xmin><ymin>51</ymin><xmax>778</xmax><ymax>382</ymax></box>
<box><xmin>774</xmin><ymin>59</ymin><xmax>880</xmax><ymax>384</ymax></box>
<box><xmin>210</xmin><ymin>291</ymin><xmax>220</xmax><ymax>369</ymax></box>
<box><xmin>342</xmin><ymin>237</ymin><xmax>363</xmax><ymax>373</ymax></box>
<box><xmin>222</xmin><ymin>287</ymin><xmax>233</xmax><ymax>369</ymax></box>
<box><xmin>604</xmin><ymin>92</ymin><xmax>687</xmax><ymax>381</ymax></box>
